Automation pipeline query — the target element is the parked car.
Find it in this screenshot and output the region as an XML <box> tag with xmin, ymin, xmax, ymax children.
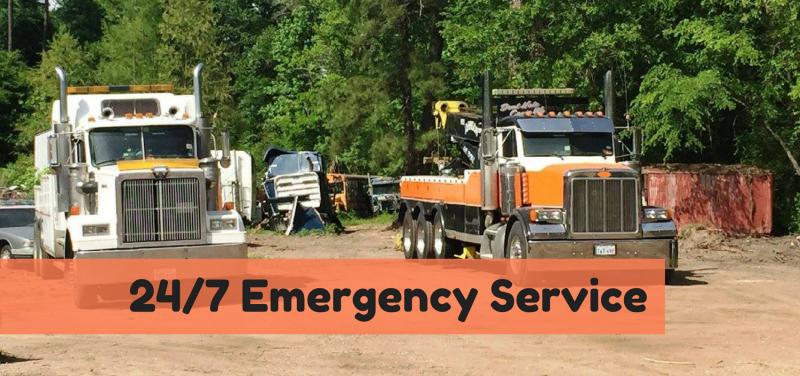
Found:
<box><xmin>0</xmin><ymin>203</ymin><xmax>35</xmax><ymax>269</ymax></box>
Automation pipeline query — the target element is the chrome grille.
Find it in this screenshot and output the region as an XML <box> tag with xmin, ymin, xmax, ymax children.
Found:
<box><xmin>571</xmin><ymin>178</ymin><xmax>638</xmax><ymax>234</ymax></box>
<box><xmin>121</xmin><ymin>178</ymin><xmax>203</xmax><ymax>243</ymax></box>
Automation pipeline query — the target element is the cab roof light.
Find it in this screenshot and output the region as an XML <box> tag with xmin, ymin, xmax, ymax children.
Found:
<box><xmin>67</xmin><ymin>84</ymin><xmax>174</xmax><ymax>94</ymax></box>
<box><xmin>492</xmin><ymin>88</ymin><xmax>575</xmax><ymax>96</ymax></box>
<box><xmin>596</xmin><ymin>111</ymin><xmax>604</xmax><ymax>117</ymax></box>
<box><xmin>586</xmin><ymin>111</ymin><xmax>595</xmax><ymax>118</ymax></box>
<box><xmin>125</xmin><ymin>113</ymin><xmax>133</xmax><ymax>119</ymax></box>
<box><xmin>548</xmin><ymin>111</ymin><xmax>556</xmax><ymax>117</ymax></box>
<box><xmin>135</xmin><ymin>113</ymin><xmax>144</xmax><ymax>119</ymax></box>
<box><xmin>563</xmin><ymin>111</ymin><xmax>572</xmax><ymax>117</ymax></box>
<box><xmin>576</xmin><ymin>111</ymin><xmax>584</xmax><ymax>117</ymax></box>
<box><xmin>145</xmin><ymin>112</ymin><xmax>154</xmax><ymax>118</ymax></box>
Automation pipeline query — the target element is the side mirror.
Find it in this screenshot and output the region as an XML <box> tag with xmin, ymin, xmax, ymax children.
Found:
<box><xmin>47</xmin><ymin>135</ymin><xmax>59</xmax><ymax>167</ymax></box>
<box><xmin>219</xmin><ymin>130</ymin><xmax>231</xmax><ymax>168</ymax></box>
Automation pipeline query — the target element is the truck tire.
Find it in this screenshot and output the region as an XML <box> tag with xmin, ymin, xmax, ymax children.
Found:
<box><xmin>415</xmin><ymin>216</ymin><xmax>433</xmax><ymax>259</ymax></box>
<box><xmin>665</xmin><ymin>269</ymin><xmax>675</xmax><ymax>285</ymax></box>
<box><xmin>505</xmin><ymin>221</ymin><xmax>528</xmax><ymax>285</ymax></box>
<box><xmin>66</xmin><ymin>258</ymin><xmax>98</xmax><ymax>309</ymax></box>
<box><xmin>432</xmin><ymin>211</ymin><xmax>457</xmax><ymax>259</ymax></box>
<box><xmin>39</xmin><ymin>250</ymin><xmax>60</xmax><ymax>280</ymax></box>
<box><xmin>401</xmin><ymin>210</ymin><xmax>416</xmax><ymax>259</ymax></box>
<box><xmin>0</xmin><ymin>245</ymin><xmax>13</xmax><ymax>270</ymax></box>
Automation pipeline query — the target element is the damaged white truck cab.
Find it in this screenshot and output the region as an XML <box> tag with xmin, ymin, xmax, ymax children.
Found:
<box><xmin>33</xmin><ymin>64</ymin><xmax>246</xmax><ymax>287</ymax></box>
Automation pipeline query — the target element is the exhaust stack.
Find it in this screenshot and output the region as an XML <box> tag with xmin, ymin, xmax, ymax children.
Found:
<box><xmin>53</xmin><ymin>67</ymin><xmax>72</xmax><ymax>213</ymax></box>
<box><xmin>604</xmin><ymin>70</ymin><xmax>614</xmax><ymax>124</ymax></box>
<box><xmin>193</xmin><ymin>63</ymin><xmax>221</xmax><ymax>211</ymax></box>
<box><xmin>480</xmin><ymin>70</ymin><xmax>498</xmax><ymax>211</ymax></box>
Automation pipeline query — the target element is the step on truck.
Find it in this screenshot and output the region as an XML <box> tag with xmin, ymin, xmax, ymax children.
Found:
<box><xmin>398</xmin><ymin>71</ymin><xmax>678</xmax><ymax>283</ymax></box>
<box><xmin>33</xmin><ymin>64</ymin><xmax>248</xmax><ymax>307</ymax></box>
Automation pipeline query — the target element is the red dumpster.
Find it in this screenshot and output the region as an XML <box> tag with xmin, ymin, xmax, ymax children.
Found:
<box><xmin>643</xmin><ymin>164</ymin><xmax>772</xmax><ymax>235</ymax></box>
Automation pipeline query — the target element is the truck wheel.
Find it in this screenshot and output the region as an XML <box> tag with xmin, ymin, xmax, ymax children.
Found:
<box><xmin>66</xmin><ymin>258</ymin><xmax>98</xmax><ymax>309</ymax></box>
<box><xmin>0</xmin><ymin>246</ymin><xmax>13</xmax><ymax>270</ymax></box>
<box><xmin>432</xmin><ymin>212</ymin><xmax>456</xmax><ymax>259</ymax></box>
<box><xmin>665</xmin><ymin>269</ymin><xmax>675</xmax><ymax>285</ymax></box>
<box><xmin>401</xmin><ymin>210</ymin><xmax>416</xmax><ymax>259</ymax></box>
<box><xmin>39</xmin><ymin>250</ymin><xmax>60</xmax><ymax>280</ymax></box>
<box><xmin>415</xmin><ymin>217</ymin><xmax>433</xmax><ymax>259</ymax></box>
<box><xmin>505</xmin><ymin>221</ymin><xmax>528</xmax><ymax>285</ymax></box>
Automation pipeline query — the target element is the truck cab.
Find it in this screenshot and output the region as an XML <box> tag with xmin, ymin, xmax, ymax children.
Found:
<box><xmin>33</xmin><ymin>65</ymin><xmax>246</xmax><ymax>306</ymax></box>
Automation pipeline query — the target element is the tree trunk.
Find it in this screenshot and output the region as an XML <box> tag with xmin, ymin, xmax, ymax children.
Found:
<box><xmin>419</xmin><ymin>0</ymin><xmax>445</xmax><ymax>170</ymax></box>
<box><xmin>764</xmin><ymin>121</ymin><xmax>800</xmax><ymax>176</ymax></box>
<box><xmin>397</xmin><ymin>9</ymin><xmax>417</xmax><ymax>175</ymax></box>
<box><xmin>42</xmin><ymin>0</ymin><xmax>48</xmax><ymax>51</ymax></box>
<box><xmin>7</xmin><ymin>0</ymin><xmax>11</xmax><ymax>51</ymax></box>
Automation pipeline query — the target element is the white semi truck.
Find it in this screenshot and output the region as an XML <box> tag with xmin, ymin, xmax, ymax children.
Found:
<box><xmin>33</xmin><ymin>64</ymin><xmax>247</xmax><ymax>307</ymax></box>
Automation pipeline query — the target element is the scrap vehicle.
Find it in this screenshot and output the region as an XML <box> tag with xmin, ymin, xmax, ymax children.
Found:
<box><xmin>327</xmin><ymin>173</ymin><xmax>374</xmax><ymax>217</ymax></box>
<box><xmin>33</xmin><ymin>64</ymin><xmax>247</xmax><ymax>307</ymax></box>
<box><xmin>212</xmin><ymin>149</ymin><xmax>262</xmax><ymax>225</ymax></box>
<box><xmin>371</xmin><ymin>178</ymin><xmax>400</xmax><ymax>214</ymax></box>
<box><xmin>397</xmin><ymin>71</ymin><xmax>678</xmax><ymax>283</ymax></box>
<box><xmin>261</xmin><ymin>147</ymin><xmax>342</xmax><ymax>233</ymax></box>
<box><xmin>0</xmin><ymin>203</ymin><xmax>35</xmax><ymax>269</ymax></box>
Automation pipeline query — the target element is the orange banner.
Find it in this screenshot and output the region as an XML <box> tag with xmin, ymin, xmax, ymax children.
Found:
<box><xmin>0</xmin><ymin>259</ymin><xmax>664</xmax><ymax>334</ymax></box>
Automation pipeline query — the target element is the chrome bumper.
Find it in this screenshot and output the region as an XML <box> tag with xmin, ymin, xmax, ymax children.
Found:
<box><xmin>528</xmin><ymin>238</ymin><xmax>678</xmax><ymax>269</ymax></box>
<box><xmin>75</xmin><ymin>243</ymin><xmax>247</xmax><ymax>260</ymax></box>
<box><xmin>73</xmin><ymin>243</ymin><xmax>248</xmax><ymax>285</ymax></box>
<box><xmin>11</xmin><ymin>246</ymin><xmax>34</xmax><ymax>257</ymax></box>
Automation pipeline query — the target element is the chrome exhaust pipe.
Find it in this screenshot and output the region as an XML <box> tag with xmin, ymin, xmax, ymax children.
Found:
<box><xmin>55</xmin><ymin>67</ymin><xmax>68</xmax><ymax>124</ymax></box>
<box><xmin>193</xmin><ymin>63</ymin><xmax>204</xmax><ymax>119</ymax></box>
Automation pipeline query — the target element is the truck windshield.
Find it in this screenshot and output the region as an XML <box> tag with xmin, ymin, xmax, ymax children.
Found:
<box><xmin>90</xmin><ymin>126</ymin><xmax>196</xmax><ymax>166</ymax></box>
<box><xmin>522</xmin><ymin>132</ymin><xmax>613</xmax><ymax>157</ymax></box>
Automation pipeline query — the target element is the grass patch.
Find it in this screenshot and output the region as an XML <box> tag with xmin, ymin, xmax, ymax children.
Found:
<box><xmin>339</xmin><ymin>212</ymin><xmax>397</xmax><ymax>227</ymax></box>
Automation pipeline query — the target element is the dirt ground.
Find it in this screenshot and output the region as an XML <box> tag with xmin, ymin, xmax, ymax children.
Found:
<box><xmin>2</xmin><ymin>224</ymin><xmax>800</xmax><ymax>376</ymax></box>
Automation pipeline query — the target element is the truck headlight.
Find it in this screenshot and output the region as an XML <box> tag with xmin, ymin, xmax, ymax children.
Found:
<box><xmin>23</xmin><ymin>239</ymin><xmax>33</xmax><ymax>247</ymax></box>
<box><xmin>83</xmin><ymin>224</ymin><xmax>110</xmax><ymax>236</ymax></box>
<box><xmin>531</xmin><ymin>209</ymin><xmax>564</xmax><ymax>224</ymax></box>
<box><xmin>644</xmin><ymin>208</ymin><xmax>671</xmax><ymax>222</ymax></box>
<box><xmin>210</xmin><ymin>219</ymin><xmax>238</xmax><ymax>231</ymax></box>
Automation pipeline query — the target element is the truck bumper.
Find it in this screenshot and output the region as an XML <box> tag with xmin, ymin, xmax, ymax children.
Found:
<box><xmin>528</xmin><ymin>238</ymin><xmax>678</xmax><ymax>269</ymax></box>
<box><xmin>74</xmin><ymin>243</ymin><xmax>248</xmax><ymax>260</ymax></box>
<box><xmin>73</xmin><ymin>243</ymin><xmax>248</xmax><ymax>285</ymax></box>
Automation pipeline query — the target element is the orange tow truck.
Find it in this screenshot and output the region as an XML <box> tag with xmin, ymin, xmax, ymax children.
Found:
<box><xmin>398</xmin><ymin>71</ymin><xmax>678</xmax><ymax>283</ymax></box>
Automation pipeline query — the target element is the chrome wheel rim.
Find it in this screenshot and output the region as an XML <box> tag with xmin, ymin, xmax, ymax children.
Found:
<box><xmin>433</xmin><ymin>221</ymin><xmax>443</xmax><ymax>257</ymax></box>
<box><xmin>415</xmin><ymin>222</ymin><xmax>425</xmax><ymax>257</ymax></box>
<box><xmin>509</xmin><ymin>235</ymin><xmax>523</xmax><ymax>259</ymax></box>
<box><xmin>0</xmin><ymin>250</ymin><xmax>10</xmax><ymax>269</ymax></box>
<box><xmin>402</xmin><ymin>221</ymin><xmax>412</xmax><ymax>253</ymax></box>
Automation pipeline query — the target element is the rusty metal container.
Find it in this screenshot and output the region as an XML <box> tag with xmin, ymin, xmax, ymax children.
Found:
<box><xmin>643</xmin><ymin>164</ymin><xmax>772</xmax><ymax>235</ymax></box>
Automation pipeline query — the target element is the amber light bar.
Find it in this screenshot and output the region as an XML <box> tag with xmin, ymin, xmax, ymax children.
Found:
<box><xmin>492</xmin><ymin>88</ymin><xmax>575</xmax><ymax>96</ymax></box>
<box><xmin>67</xmin><ymin>84</ymin><xmax>175</xmax><ymax>94</ymax></box>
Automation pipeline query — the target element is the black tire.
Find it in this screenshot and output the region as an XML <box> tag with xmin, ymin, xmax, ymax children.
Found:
<box><xmin>665</xmin><ymin>269</ymin><xmax>675</xmax><ymax>285</ymax></box>
<box><xmin>66</xmin><ymin>257</ymin><xmax>98</xmax><ymax>309</ymax></box>
<box><xmin>39</xmin><ymin>249</ymin><xmax>60</xmax><ymax>280</ymax></box>
<box><xmin>505</xmin><ymin>221</ymin><xmax>528</xmax><ymax>285</ymax></box>
<box><xmin>415</xmin><ymin>216</ymin><xmax>433</xmax><ymax>259</ymax></box>
<box><xmin>401</xmin><ymin>210</ymin><xmax>416</xmax><ymax>259</ymax></box>
<box><xmin>432</xmin><ymin>212</ymin><xmax>457</xmax><ymax>259</ymax></box>
<box><xmin>0</xmin><ymin>245</ymin><xmax>13</xmax><ymax>270</ymax></box>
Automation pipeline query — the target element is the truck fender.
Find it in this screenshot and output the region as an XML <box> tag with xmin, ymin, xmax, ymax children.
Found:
<box><xmin>414</xmin><ymin>202</ymin><xmax>427</xmax><ymax>220</ymax></box>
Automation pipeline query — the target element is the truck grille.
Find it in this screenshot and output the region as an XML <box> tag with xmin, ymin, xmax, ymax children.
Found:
<box><xmin>570</xmin><ymin>178</ymin><xmax>638</xmax><ymax>233</ymax></box>
<box><xmin>121</xmin><ymin>178</ymin><xmax>203</xmax><ymax>243</ymax></box>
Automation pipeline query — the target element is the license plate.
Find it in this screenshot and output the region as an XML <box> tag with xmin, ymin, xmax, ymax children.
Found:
<box><xmin>594</xmin><ymin>244</ymin><xmax>616</xmax><ymax>256</ymax></box>
<box><xmin>154</xmin><ymin>268</ymin><xmax>177</xmax><ymax>280</ymax></box>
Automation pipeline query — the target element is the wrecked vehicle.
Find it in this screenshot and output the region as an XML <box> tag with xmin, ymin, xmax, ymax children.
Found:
<box><xmin>261</xmin><ymin>147</ymin><xmax>342</xmax><ymax>234</ymax></box>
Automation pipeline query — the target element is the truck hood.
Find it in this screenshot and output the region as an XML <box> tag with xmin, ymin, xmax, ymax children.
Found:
<box><xmin>0</xmin><ymin>226</ymin><xmax>34</xmax><ymax>242</ymax></box>
<box><xmin>526</xmin><ymin>162</ymin><xmax>636</xmax><ymax>207</ymax></box>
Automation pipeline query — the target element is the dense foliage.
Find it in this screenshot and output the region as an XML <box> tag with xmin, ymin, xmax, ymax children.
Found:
<box><xmin>0</xmin><ymin>0</ymin><xmax>799</xmax><ymax>231</ymax></box>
